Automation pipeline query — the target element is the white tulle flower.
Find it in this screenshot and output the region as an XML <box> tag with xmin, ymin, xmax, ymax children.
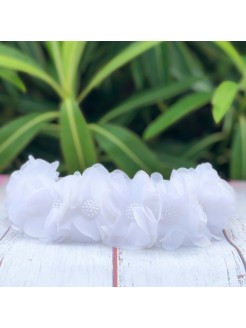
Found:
<box><xmin>7</xmin><ymin>163</ymin><xmax>111</xmax><ymax>243</ymax></box>
<box><xmin>6</xmin><ymin>155</ymin><xmax>59</xmax><ymax>236</ymax></box>
<box><xmin>171</xmin><ymin>163</ymin><xmax>236</xmax><ymax>238</ymax></box>
<box><xmin>151</xmin><ymin>172</ymin><xmax>210</xmax><ymax>250</ymax></box>
<box><xmin>98</xmin><ymin>170</ymin><xmax>159</xmax><ymax>249</ymax></box>
<box><xmin>5</xmin><ymin>157</ymin><xmax>236</xmax><ymax>250</ymax></box>
<box><xmin>43</xmin><ymin>164</ymin><xmax>110</xmax><ymax>243</ymax></box>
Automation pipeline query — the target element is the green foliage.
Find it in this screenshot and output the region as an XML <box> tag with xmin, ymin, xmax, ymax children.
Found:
<box><xmin>90</xmin><ymin>123</ymin><xmax>165</xmax><ymax>176</ymax></box>
<box><xmin>212</xmin><ymin>81</ymin><xmax>238</xmax><ymax>123</ymax></box>
<box><xmin>0</xmin><ymin>112</ymin><xmax>59</xmax><ymax>171</ymax></box>
<box><xmin>0</xmin><ymin>68</ymin><xmax>26</xmax><ymax>92</ymax></box>
<box><xmin>100</xmin><ymin>78</ymin><xmax>198</xmax><ymax>123</ymax></box>
<box><xmin>60</xmin><ymin>99</ymin><xmax>97</xmax><ymax>172</ymax></box>
<box><xmin>0</xmin><ymin>41</ymin><xmax>246</xmax><ymax>179</ymax></box>
<box><xmin>144</xmin><ymin>92</ymin><xmax>212</xmax><ymax>140</ymax></box>
<box><xmin>0</xmin><ymin>43</ymin><xmax>63</xmax><ymax>96</ymax></box>
<box><xmin>230</xmin><ymin>116</ymin><xmax>246</xmax><ymax>179</ymax></box>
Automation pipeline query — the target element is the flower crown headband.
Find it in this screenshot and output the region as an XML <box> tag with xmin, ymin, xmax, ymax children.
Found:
<box><xmin>5</xmin><ymin>156</ymin><xmax>236</xmax><ymax>251</ymax></box>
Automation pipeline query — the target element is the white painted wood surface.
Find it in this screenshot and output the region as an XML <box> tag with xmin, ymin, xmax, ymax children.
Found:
<box><xmin>117</xmin><ymin>241</ymin><xmax>245</xmax><ymax>287</ymax></box>
<box><xmin>0</xmin><ymin>177</ymin><xmax>246</xmax><ymax>287</ymax></box>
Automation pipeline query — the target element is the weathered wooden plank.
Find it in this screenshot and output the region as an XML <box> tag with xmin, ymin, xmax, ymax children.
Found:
<box><xmin>0</xmin><ymin>230</ymin><xmax>113</xmax><ymax>287</ymax></box>
<box><xmin>223</xmin><ymin>182</ymin><xmax>246</xmax><ymax>272</ymax></box>
<box><xmin>116</xmin><ymin>242</ymin><xmax>246</xmax><ymax>287</ymax></box>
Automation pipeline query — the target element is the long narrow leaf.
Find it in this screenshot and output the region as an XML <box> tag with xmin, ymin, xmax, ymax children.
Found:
<box><xmin>230</xmin><ymin>116</ymin><xmax>246</xmax><ymax>179</ymax></box>
<box><xmin>60</xmin><ymin>99</ymin><xmax>97</xmax><ymax>172</ymax></box>
<box><xmin>0</xmin><ymin>44</ymin><xmax>63</xmax><ymax>97</ymax></box>
<box><xmin>214</xmin><ymin>41</ymin><xmax>246</xmax><ymax>75</ymax></box>
<box><xmin>46</xmin><ymin>42</ymin><xmax>67</xmax><ymax>91</ymax></box>
<box><xmin>141</xmin><ymin>44</ymin><xmax>166</xmax><ymax>87</ymax></box>
<box><xmin>144</xmin><ymin>92</ymin><xmax>212</xmax><ymax>140</ymax></box>
<box><xmin>168</xmin><ymin>42</ymin><xmax>212</xmax><ymax>91</ymax></box>
<box><xmin>90</xmin><ymin>123</ymin><xmax>166</xmax><ymax>176</ymax></box>
<box><xmin>100</xmin><ymin>78</ymin><xmax>198</xmax><ymax>123</ymax></box>
<box><xmin>0</xmin><ymin>68</ymin><xmax>26</xmax><ymax>92</ymax></box>
<box><xmin>182</xmin><ymin>132</ymin><xmax>225</xmax><ymax>159</ymax></box>
<box><xmin>78</xmin><ymin>41</ymin><xmax>161</xmax><ymax>103</ymax></box>
<box><xmin>41</xmin><ymin>124</ymin><xmax>60</xmax><ymax>138</ymax></box>
<box><xmin>61</xmin><ymin>41</ymin><xmax>86</xmax><ymax>94</ymax></box>
<box><xmin>240</xmin><ymin>116</ymin><xmax>246</xmax><ymax>176</ymax></box>
<box><xmin>0</xmin><ymin>111</ymin><xmax>59</xmax><ymax>171</ymax></box>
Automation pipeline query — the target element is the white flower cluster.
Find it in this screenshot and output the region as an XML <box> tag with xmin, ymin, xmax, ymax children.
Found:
<box><xmin>6</xmin><ymin>156</ymin><xmax>236</xmax><ymax>250</ymax></box>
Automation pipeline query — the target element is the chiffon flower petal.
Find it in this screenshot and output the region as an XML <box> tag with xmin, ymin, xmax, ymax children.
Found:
<box><xmin>5</xmin><ymin>157</ymin><xmax>236</xmax><ymax>251</ymax></box>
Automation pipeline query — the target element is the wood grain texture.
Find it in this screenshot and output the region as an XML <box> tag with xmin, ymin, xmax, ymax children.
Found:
<box><xmin>0</xmin><ymin>176</ymin><xmax>246</xmax><ymax>287</ymax></box>
<box><xmin>117</xmin><ymin>242</ymin><xmax>245</xmax><ymax>287</ymax></box>
<box><xmin>223</xmin><ymin>182</ymin><xmax>246</xmax><ymax>272</ymax></box>
<box><xmin>0</xmin><ymin>228</ymin><xmax>113</xmax><ymax>286</ymax></box>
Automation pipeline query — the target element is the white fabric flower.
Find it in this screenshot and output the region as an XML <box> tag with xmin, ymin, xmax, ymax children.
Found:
<box><xmin>7</xmin><ymin>163</ymin><xmax>110</xmax><ymax>243</ymax></box>
<box><xmin>98</xmin><ymin>170</ymin><xmax>159</xmax><ymax>249</ymax></box>
<box><xmin>171</xmin><ymin>163</ymin><xmax>236</xmax><ymax>238</ymax></box>
<box><xmin>151</xmin><ymin>172</ymin><xmax>210</xmax><ymax>250</ymax></box>
<box><xmin>6</xmin><ymin>155</ymin><xmax>59</xmax><ymax>236</ymax></box>
<box><xmin>43</xmin><ymin>164</ymin><xmax>110</xmax><ymax>243</ymax></box>
<box><xmin>5</xmin><ymin>157</ymin><xmax>236</xmax><ymax>250</ymax></box>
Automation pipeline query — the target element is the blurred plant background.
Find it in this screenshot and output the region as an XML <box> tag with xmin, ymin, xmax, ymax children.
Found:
<box><xmin>0</xmin><ymin>41</ymin><xmax>245</xmax><ymax>179</ymax></box>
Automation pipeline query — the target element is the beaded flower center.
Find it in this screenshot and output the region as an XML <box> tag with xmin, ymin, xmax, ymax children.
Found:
<box><xmin>81</xmin><ymin>199</ymin><xmax>99</xmax><ymax>219</ymax></box>
<box><xmin>161</xmin><ymin>204</ymin><xmax>178</xmax><ymax>224</ymax></box>
<box><xmin>126</xmin><ymin>203</ymin><xmax>141</xmax><ymax>221</ymax></box>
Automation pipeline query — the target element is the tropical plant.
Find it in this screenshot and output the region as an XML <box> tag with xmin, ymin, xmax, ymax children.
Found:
<box><xmin>0</xmin><ymin>41</ymin><xmax>245</xmax><ymax>179</ymax></box>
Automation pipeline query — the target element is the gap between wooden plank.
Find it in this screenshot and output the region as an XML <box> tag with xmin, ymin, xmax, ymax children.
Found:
<box><xmin>223</xmin><ymin>229</ymin><xmax>246</xmax><ymax>270</ymax></box>
<box><xmin>112</xmin><ymin>247</ymin><xmax>118</xmax><ymax>287</ymax></box>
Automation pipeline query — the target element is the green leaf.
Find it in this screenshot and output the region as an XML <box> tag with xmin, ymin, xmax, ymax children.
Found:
<box><xmin>0</xmin><ymin>95</ymin><xmax>57</xmax><ymax>115</ymax></box>
<box><xmin>77</xmin><ymin>41</ymin><xmax>162</xmax><ymax>103</ymax></box>
<box><xmin>90</xmin><ymin>123</ymin><xmax>165</xmax><ymax>176</ymax></box>
<box><xmin>41</xmin><ymin>124</ymin><xmax>60</xmax><ymax>139</ymax></box>
<box><xmin>168</xmin><ymin>42</ymin><xmax>212</xmax><ymax>91</ymax></box>
<box><xmin>144</xmin><ymin>92</ymin><xmax>212</xmax><ymax>140</ymax></box>
<box><xmin>46</xmin><ymin>42</ymin><xmax>66</xmax><ymax>91</ymax></box>
<box><xmin>17</xmin><ymin>42</ymin><xmax>46</xmax><ymax>69</ymax></box>
<box><xmin>182</xmin><ymin>132</ymin><xmax>226</xmax><ymax>160</ymax></box>
<box><xmin>140</xmin><ymin>44</ymin><xmax>167</xmax><ymax>87</ymax></box>
<box><xmin>0</xmin><ymin>43</ymin><xmax>63</xmax><ymax>97</ymax></box>
<box><xmin>0</xmin><ymin>68</ymin><xmax>26</xmax><ymax>92</ymax></box>
<box><xmin>100</xmin><ymin>78</ymin><xmax>198</xmax><ymax>123</ymax></box>
<box><xmin>214</xmin><ymin>41</ymin><xmax>246</xmax><ymax>75</ymax></box>
<box><xmin>60</xmin><ymin>98</ymin><xmax>97</xmax><ymax>173</ymax></box>
<box><xmin>131</xmin><ymin>58</ymin><xmax>145</xmax><ymax>91</ymax></box>
<box><xmin>0</xmin><ymin>111</ymin><xmax>59</xmax><ymax>171</ymax></box>
<box><xmin>230</xmin><ymin>116</ymin><xmax>246</xmax><ymax>179</ymax></box>
<box><xmin>61</xmin><ymin>41</ymin><xmax>86</xmax><ymax>94</ymax></box>
<box><xmin>212</xmin><ymin>81</ymin><xmax>238</xmax><ymax>123</ymax></box>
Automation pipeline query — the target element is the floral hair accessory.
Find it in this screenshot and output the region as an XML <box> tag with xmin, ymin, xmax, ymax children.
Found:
<box><xmin>5</xmin><ymin>156</ymin><xmax>236</xmax><ymax>250</ymax></box>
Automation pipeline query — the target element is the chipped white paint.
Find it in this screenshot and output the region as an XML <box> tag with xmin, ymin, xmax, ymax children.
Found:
<box><xmin>117</xmin><ymin>241</ymin><xmax>245</xmax><ymax>287</ymax></box>
<box><xmin>0</xmin><ymin>178</ymin><xmax>246</xmax><ymax>287</ymax></box>
<box><xmin>0</xmin><ymin>228</ymin><xmax>113</xmax><ymax>287</ymax></box>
